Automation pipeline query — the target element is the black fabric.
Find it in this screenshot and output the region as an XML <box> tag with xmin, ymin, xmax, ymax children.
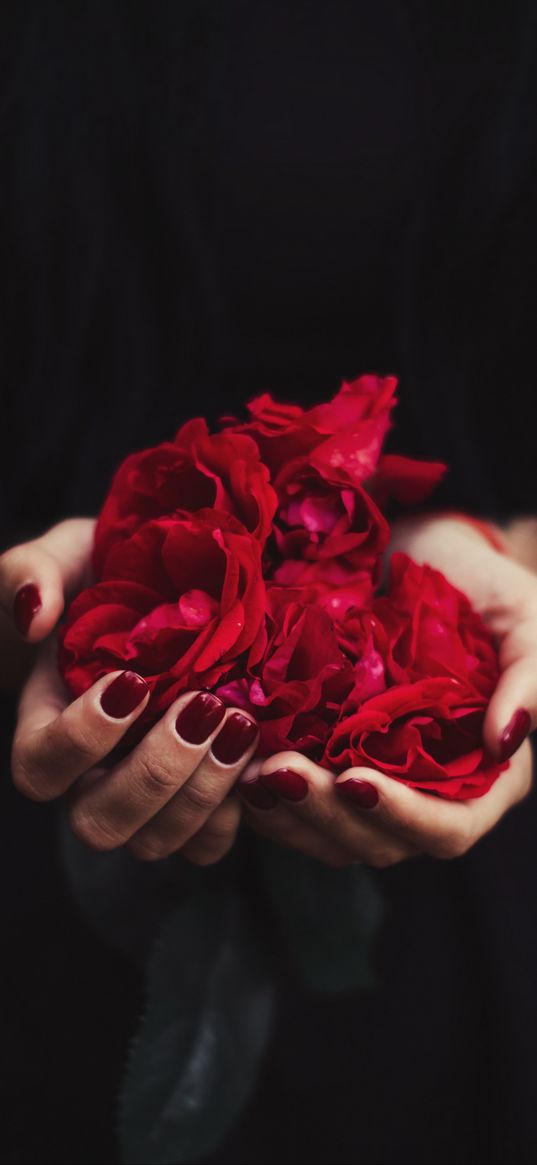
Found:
<box><xmin>1</xmin><ymin>3</ymin><xmax>537</xmax><ymax>1162</ymax></box>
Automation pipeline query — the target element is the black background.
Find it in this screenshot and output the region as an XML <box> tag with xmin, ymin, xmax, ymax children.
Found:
<box><xmin>1</xmin><ymin>4</ymin><xmax>537</xmax><ymax>1162</ymax></box>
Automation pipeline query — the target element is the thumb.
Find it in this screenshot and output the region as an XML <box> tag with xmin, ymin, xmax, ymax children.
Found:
<box><xmin>0</xmin><ymin>518</ymin><xmax>96</xmax><ymax>642</ymax></box>
<box><xmin>483</xmin><ymin>601</ymin><xmax>537</xmax><ymax>762</ymax></box>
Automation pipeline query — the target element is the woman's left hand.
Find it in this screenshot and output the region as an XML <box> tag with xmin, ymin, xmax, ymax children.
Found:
<box><xmin>237</xmin><ymin>514</ymin><xmax>536</xmax><ymax>867</ymax></box>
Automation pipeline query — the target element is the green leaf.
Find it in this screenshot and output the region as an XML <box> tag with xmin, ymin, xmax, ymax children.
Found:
<box><xmin>118</xmin><ymin>885</ymin><xmax>275</xmax><ymax>1165</ymax></box>
<box><xmin>258</xmin><ymin>840</ymin><xmax>384</xmax><ymax>993</ymax></box>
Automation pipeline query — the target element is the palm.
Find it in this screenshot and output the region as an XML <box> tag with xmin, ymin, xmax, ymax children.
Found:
<box><xmin>389</xmin><ymin>514</ymin><xmax>537</xmax><ymax>756</ymax></box>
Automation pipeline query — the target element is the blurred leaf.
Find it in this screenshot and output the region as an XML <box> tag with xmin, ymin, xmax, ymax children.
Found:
<box><xmin>258</xmin><ymin>841</ymin><xmax>384</xmax><ymax>993</ymax></box>
<box><xmin>118</xmin><ymin>885</ymin><xmax>275</xmax><ymax>1165</ymax></box>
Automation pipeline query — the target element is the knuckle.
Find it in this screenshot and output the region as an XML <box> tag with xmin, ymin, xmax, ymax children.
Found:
<box><xmin>68</xmin><ymin>803</ymin><xmax>119</xmax><ymax>852</ymax></box>
<box><xmin>47</xmin><ymin>716</ymin><xmax>99</xmax><ymax>767</ymax></box>
<box><xmin>179</xmin><ymin>780</ymin><xmax>219</xmax><ymax>815</ymax></box>
<box><xmin>136</xmin><ymin>754</ymin><xmax>178</xmax><ymax>798</ymax></box>
<box><xmin>198</xmin><ymin>818</ymin><xmax>235</xmax><ymax>844</ymax></box>
<box><xmin>11</xmin><ymin>740</ymin><xmax>51</xmax><ymax>802</ymax></box>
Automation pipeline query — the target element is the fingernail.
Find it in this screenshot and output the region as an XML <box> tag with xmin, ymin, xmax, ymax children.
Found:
<box><xmin>239</xmin><ymin>780</ymin><xmax>278</xmax><ymax>809</ymax></box>
<box><xmin>336</xmin><ymin>778</ymin><xmax>379</xmax><ymax>809</ymax></box>
<box><xmin>100</xmin><ymin>671</ymin><xmax>149</xmax><ymax>718</ymax></box>
<box><xmin>14</xmin><ymin>584</ymin><xmax>42</xmax><ymax>635</ymax></box>
<box><xmin>499</xmin><ymin>708</ymin><xmax>531</xmax><ymax>762</ymax></box>
<box><xmin>261</xmin><ymin>768</ymin><xmax>308</xmax><ymax>802</ymax></box>
<box><xmin>176</xmin><ymin>691</ymin><xmax>226</xmax><ymax>744</ymax></box>
<box><xmin>211</xmin><ymin>713</ymin><xmax>258</xmax><ymax>764</ymax></box>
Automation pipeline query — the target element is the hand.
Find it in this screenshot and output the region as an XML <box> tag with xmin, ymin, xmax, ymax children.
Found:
<box><xmin>237</xmin><ymin>514</ymin><xmax>536</xmax><ymax>866</ymax></box>
<box><xmin>2</xmin><ymin>521</ymin><xmax>257</xmax><ymax>865</ymax></box>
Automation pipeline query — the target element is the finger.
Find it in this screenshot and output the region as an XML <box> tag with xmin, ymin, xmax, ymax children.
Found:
<box><xmin>0</xmin><ymin>518</ymin><xmax>95</xmax><ymax>641</ymax></box>
<box><xmin>237</xmin><ymin>763</ymin><xmax>388</xmax><ymax>868</ymax></box>
<box><xmin>258</xmin><ymin>732</ymin><xmax>531</xmax><ymax>862</ymax></box>
<box><xmin>127</xmin><ymin>709</ymin><xmax>258</xmax><ymax>860</ymax></box>
<box><xmin>483</xmin><ymin>590</ymin><xmax>537</xmax><ymax>761</ymax></box>
<box><xmin>241</xmin><ymin>795</ymin><xmax>357</xmax><ymax>868</ymax></box>
<box><xmin>257</xmin><ymin>753</ymin><xmax>418</xmax><ymax>866</ymax></box>
<box><xmin>390</xmin><ymin>517</ymin><xmax>537</xmax><ymax>764</ymax></box>
<box><xmin>12</xmin><ymin>648</ymin><xmax>150</xmax><ymax>801</ymax></box>
<box><xmin>180</xmin><ymin>798</ymin><xmax>242</xmax><ymax>866</ymax></box>
<box><xmin>270</xmin><ymin>740</ymin><xmax>528</xmax><ymax>862</ymax></box>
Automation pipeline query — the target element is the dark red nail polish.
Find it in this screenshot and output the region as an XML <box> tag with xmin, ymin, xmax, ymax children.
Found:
<box><xmin>14</xmin><ymin>584</ymin><xmax>42</xmax><ymax>635</ymax></box>
<box><xmin>176</xmin><ymin>692</ymin><xmax>225</xmax><ymax>744</ymax></box>
<box><xmin>211</xmin><ymin>713</ymin><xmax>258</xmax><ymax>764</ymax></box>
<box><xmin>336</xmin><ymin>778</ymin><xmax>379</xmax><ymax>809</ymax></box>
<box><xmin>239</xmin><ymin>781</ymin><xmax>278</xmax><ymax>810</ymax></box>
<box><xmin>499</xmin><ymin>708</ymin><xmax>531</xmax><ymax>762</ymax></box>
<box><xmin>100</xmin><ymin>671</ymin><xmax>149</xmax><ymax>718</ymax></box>
<box><xmin>261</xmin><ymin>768</ymin><xmax>308</xmax><ymax>802</ymax></box>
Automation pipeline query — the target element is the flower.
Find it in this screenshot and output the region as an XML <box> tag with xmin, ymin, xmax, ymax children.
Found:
<box><xmin>324</xmin><ymin>676</ymin><xmax>504</xmax><ymax>799</ymax></box>
<box><xmin>93</xmin><ymin>418</ymin><xmax>277</xmax><ymax>575</ymax></box>
<box><xmin>270</xmin><ymin>463</ymin><xmax>389</xmax><ymax>591</ymax></box>
<box><xmin>215</xmin><ymin>589</ymin><xmax>354</xmax><ymax>757</ymax></box>
<box><xmin>226</xmin><ymin>374</ymin><xmax>399</xmax><ymax>483</ymax></box>
<box><xmin>324</xmin><ymin>556</ymin><xmax>505</xmax><ymax>799</ymax></box>
<box><xmin>373</xmin><ymin>553</ymin><xmax>498</xmax><ymax>697</ymax></box>
<box><xmin>228</xmin><ymin>377</ymin><xmax>443</xmax><ymax>593</ymax></box>
<box><xmin>60</xmin><ymin>510</ymin><xmax>266</xmax><ymax>717</ymax></box>
<box><xmin>59</xmin><ymin>381</ymin><xmax>495</xmax><ymax>805</ymax></box>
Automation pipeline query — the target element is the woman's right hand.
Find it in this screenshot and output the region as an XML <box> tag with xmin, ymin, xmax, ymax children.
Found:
<box><xmin>1</xmin><ymin>520</ymin><xmax>257</xmax><ymax>866</ymax></box>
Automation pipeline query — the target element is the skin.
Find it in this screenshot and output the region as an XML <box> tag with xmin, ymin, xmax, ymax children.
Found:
<box><xmin>1</xmin><ymin>519</ymin><xmax>252</xmax><ymax>865</ymax></box>
<box><xmin>239</xmin><ymin>516</ymin><xmax>536</xmax><ymax>865</ymax></box>
<box><xmin>1</xmin><ymin>514</ymin><xmax>535</xmax><ymax>866</ymax></box>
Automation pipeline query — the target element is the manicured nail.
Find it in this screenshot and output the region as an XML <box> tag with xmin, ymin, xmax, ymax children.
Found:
<box><xmin>211</xmin><ymin>713</ymin><xmax>258</xmax><ymax>764</ymax></box>
<box><xmin>261</xmin><ymin>768</ymin><xmax>308</xmax><ymax>802</ymax></box>
<box><xmin>239</xmin><ymin>780</ymin><xmax>278</xmax><ymax>810</ymax></box>
<box><xmin>336</xmin><ymin>778</ymin><xmax>379</xmax><ymax>809</ymax></box>
<box><xmin>100</xmin><ymin>671</ymin><xmax>149</xmax><ymax>718</ymax></box>
<box><xmin>499</xmin><ymin>708</ymin><xmax>531</xmax><ymax>762</ymax></box>
<box><xmin>176</xmin><ymin>692</ymin><xmax>226</xmax><ymax>744</ymax></box>
<box><xmin>14</xmin><ymin>584</ymin><xmax>42</xmax><ymax>635</ymax></box>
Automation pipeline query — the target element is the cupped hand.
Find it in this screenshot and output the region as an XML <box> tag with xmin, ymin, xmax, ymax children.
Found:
<box><xmin>238</xmin><ymin>514</ymin><xmax>536</xmax><ymax>866</ymax></box>
<box><xmin>2</xmin><ymin>521</ymin><xmax>258</xmax><ymax>865</ymax></box>
<box><xmin>237</xmin><ymin>740</ymin><xmax>531</xmax><ymax>867</ymax></box>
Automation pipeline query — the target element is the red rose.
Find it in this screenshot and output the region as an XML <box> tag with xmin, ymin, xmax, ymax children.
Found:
<box><xmin>215</xmin><ymin>589</ymin><xmax>354</xmax><ymax>758</ymax></box>
<box><xmin>369</xmin><ymin>453</ymin><xmax>446</xmax><ymax>508</ymax></box>
<box><xmin>270</xmin><ymin>463</ymin><xmax>389</xmax><ymax>590</ymax></box>
<box><xmin>324</xmin><ymin>676</ymin><xmax>505</xmax><ymax>799</ymax></box>
<box><xmin>325</xmin><ymin>603</ymin><xmax>388</xmax><ymax>702</ymax></box>
<box><xmin>324</xmin><ymin>555</ymin><xmax>505</xmax><ymax>799</ymax></box>
<box><xmin>94</xmin><ymin>419</ymin><xmax>277</xmax><ymax>575</ymax></box>
<box><xmin>60</xmin><ymin>510</ymin><xmax>266</xmax><ymax>717</ymax></box>
<box><xmin>225</xmin><ymin>377</ymin><xmax>442</xmax><ymax>593</ymax></box>
<box><xmin>225</xmin><ymin>374</ymin><xmax>399</xmax><ymax>482</ymax></box>
<box><xmin>374</xmin><ymin>553</ymin><xmax>498</xmax><ymax>698</ymax></box>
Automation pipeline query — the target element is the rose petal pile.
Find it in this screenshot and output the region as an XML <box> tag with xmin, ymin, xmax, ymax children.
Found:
<box><xmin>59</xmin><ymin>374</ymin><xmax>506</xmax><ymax>799</ymax></box>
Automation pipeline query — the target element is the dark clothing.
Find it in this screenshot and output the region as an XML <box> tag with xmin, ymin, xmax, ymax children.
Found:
<box><xmin>1</xmin><ymin>4</ymin><xmax>537</xmax><ymax>1162</ymax></box>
